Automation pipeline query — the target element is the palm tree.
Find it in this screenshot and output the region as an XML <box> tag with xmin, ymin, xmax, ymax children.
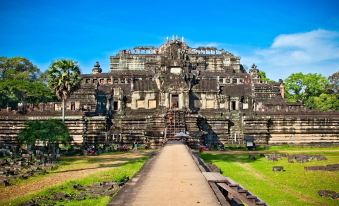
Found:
<box><xmin>47</xmin><ymin>59</ymin><xmax>81</xmax><ymax>122</ymax></box>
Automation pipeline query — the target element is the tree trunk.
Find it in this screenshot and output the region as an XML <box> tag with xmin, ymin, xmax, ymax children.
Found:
<box><xmin>47</xmin><ymin>143</ymin><xmax>56</xmax><ymax>163</ymax></box>
<box><xmin>51</xmin><ymin>143</ymin><xmax>56</xmax><ymax>163</ymax></box>
<box><xmin>62</xmin><ymin>98</ymin><xmax>65</xmax><ymax>122</ymax></box>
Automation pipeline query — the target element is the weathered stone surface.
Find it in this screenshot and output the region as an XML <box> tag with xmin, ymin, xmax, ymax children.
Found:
<box><xmin>266</xmin><ymin>153</ymin><xmax>286</xmax><ymax>161</ymax></box>
<box><xmin>248</xmin><ymin>154</ymin><xmax>256</xmax><ymax>160</ymax></box>
<box><xmin>207</xmin><ymin>163</ymin><xmax>221</xmax><ymax>173</ymax></box>
<box><xmin>20</xmin><ymin>181</ymin><xmax>121</xmax><ymax>205</ymax></box>
<box><xmin>318</xmin><ymin>190</ymin><xmax>339</xmax><ymax>199</ymax></box>
<box><xmin>1</xmin><ymin>38</ymin><xmax>338</xmax><ymax>147</ymax></box>
<box><xmin>288</xmin><ymin>154</ymin><xmax>327</xmax><ymax>163</ymax></box>
<box><xmin>305</xmin><ymin>164</ymin><xmax>339</xmax><ymax>171</ymax></box>
<box><xmin>272</xmin><ymin>166</ymin><xmax>284</xmax><ymax>172</ymax></box>
<box><xmin>0</xmin><ymin>156</ymin><xmax>54</xmax><ymax>186</ymax></box>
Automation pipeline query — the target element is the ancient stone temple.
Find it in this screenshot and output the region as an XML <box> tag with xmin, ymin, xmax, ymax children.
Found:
<box><xmin>1</xmin><ymin>37</ymin><xmax>338</xmax><ymax>147</ymax></box>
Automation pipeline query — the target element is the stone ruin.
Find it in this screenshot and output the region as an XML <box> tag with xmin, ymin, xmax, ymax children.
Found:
<box><xmin>265</xmin><ymin>153</ymin><xmax>286</xmax><ymax>161</ymax></box>
<box><xmin>318</xmin><ymin>190</ymin><xmax>339</xmax><ymax>199</ymax></box>
<box><xmin>0</xmin><ymin>37</ymin><xmax>338</xmax><ymax>148</ymax></box>
<box><xmin>305</xmin><ymin>164</ymin><xmax>339</xmax><ymax>171</ymax></box>
<box><xmin>0</xmin><ymin>153</ymin><xmax>56</xmax><ymax>186</ymax></box>
<box><xmin>19</xmin><ymin>178</ymin><xmax>129</xmax><ymax>206</ymax></box>
<box><xmin>272</xmin><ymin>166</ymin><xmax>284</xmax><ymax>172</ymax></box>
<box><xmin>288</xmin><ymin>154</ymin><xmax>327</xmax><ymax>163</ymax></box>
<box><xmin>265</xmin><ymin>153</ymin><xmax>327</xmax><ymax>163</ymax></box>
<box><xmin>0</xmin><ymin>144</ymin><xmax>62</xmax><ymax>186</ymax></box>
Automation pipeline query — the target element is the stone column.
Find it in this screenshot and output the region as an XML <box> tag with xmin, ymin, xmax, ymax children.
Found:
<box><xmin>185</xmin><ymin>91</ymin><xmax>189</xmax><ymax>109</ymax></box>
<box><xmin>169</xmin><ymin>93</ymin><xmax>172</xmax><ymax>109</ymax></box>
<box><xmin>106</xmin><ymin>97</ymin><xmax>110</xmax><ymax>112</ymax></box>
<box><xmin>179</xmin><ymin>93</ymin><xmax>184</xmax><ymax>109</ymax></box>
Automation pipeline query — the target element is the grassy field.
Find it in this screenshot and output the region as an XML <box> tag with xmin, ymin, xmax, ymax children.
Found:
<box><xmin>201</xmin><ymin>146</ymin><xmax>339</xmax><ymax>206</ymax></box>
<box><xmin>0</xmin><ymin>151</ymin><xmax>150</xmax><ymax>206</ymax></box>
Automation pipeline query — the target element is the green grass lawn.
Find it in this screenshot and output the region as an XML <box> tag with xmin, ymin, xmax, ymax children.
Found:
<box><xmin>1</xmin><ymin>152</ymin><xmax>150</xmax><ymax>206</ymax></box>
<box><xmin>201</xmin><ymin>146</ymin><xmax>339</xmax><ymax>206</ymax></box>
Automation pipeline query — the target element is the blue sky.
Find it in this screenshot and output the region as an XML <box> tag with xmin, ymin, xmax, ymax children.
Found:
<box><xmin>1</xmin><ymin>0</ymin><xmax>338</xmax><ymax>80</ymax></box>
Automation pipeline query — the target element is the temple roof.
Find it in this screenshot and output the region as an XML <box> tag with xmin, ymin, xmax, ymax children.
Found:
<box><xmin>222</xmin><ymin>84</ymin><xmax>252</xmax><ymax>96</ymax></box>
<box><xmin>134</xmin><ymin>80</ymin><xmax>158</xmax><ymax>91</ymax></box>
<box><xmin>194</xmin><ymin>79</ymin><xmax>218</xmax><ymax>91</ymax></box>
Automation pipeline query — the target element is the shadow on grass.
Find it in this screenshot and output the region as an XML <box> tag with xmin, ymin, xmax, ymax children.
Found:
<box><xmin>200</xmin><ymin>153</ymin><xmax>265</xmax><ymax>164</ymax></box>
<box><xmin>52</xmin><ymin>157</ymin><xmax>147</xmax><ymax>174</ymax></box>
<box><xmin>58</xmin><ymin>151</ymin><xmax>151</xmax><ymax>166</ymax></box>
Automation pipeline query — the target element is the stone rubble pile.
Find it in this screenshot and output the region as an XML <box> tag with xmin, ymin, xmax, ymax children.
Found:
<box><xmin>19</xmin><ymin>178</ymin><xmax>130</xmax><ymax>206</ymax></box>
<box><xmin>265</xmin><ymin>153</ymin><xmax>327</xmax><ymax>163</ymax></box>
<box><xmin>288</xmin><ymin>154</ymin><xmax>327</xmax><ymax>163</ymax></box>
<box><xmin>272</xmin><ymin>166</ymin><xmax>285</xmax><ymax>172</ymax></box>
<box><xmin>0</xmin><ymin>154</ymin><xmax>55</xmax><ymax>186</ymax></box>
<box><xmin>318</xmin><ymin>190</ymin><xmax>339</xmax><ymax>199</ymax></box>
<box><xmin>305</xmin><ymin>164</ymin><xmax>339</xmax><ymax>171</ymax></box>
<box><xmin>265</xmin><ymin>153</ymin><xmax>287</xmax><ymax>161</ymax></box>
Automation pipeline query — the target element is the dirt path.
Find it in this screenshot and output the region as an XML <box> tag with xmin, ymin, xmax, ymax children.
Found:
<box><xmin>114</xmin><ymin>141</ymin><xmax>220</xmax><ymax>206</ymax></box>
<box><xmin>0</xmin><ymin>152</ymin><xmax>145</xmax><ymax>201</ymax></box>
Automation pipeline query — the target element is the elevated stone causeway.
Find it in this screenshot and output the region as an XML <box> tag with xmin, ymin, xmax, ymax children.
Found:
<box><xmin>110</xmin><ymin>141</ymin><xmax>220</xmax><ymax>206</ymax></box>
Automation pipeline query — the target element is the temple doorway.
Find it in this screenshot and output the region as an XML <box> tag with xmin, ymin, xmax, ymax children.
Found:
<box><xmin>113</xmin><ymin>101</ymin><xmax>118</xmax><ymax>111</ymax></box>
<box><xmin>171</xmin><ymin>94</ymin><xmax>179</xmax><ymax>108</ymax></box>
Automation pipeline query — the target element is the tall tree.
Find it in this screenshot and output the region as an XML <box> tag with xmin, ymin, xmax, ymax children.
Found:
<box><xmin>310</xmin><ymin>93</ymin><xmax>339</xmax><ymax>111</ymax></box>
<box><xmin>0</xmin><ymin>56</ymin><xmax>39</xmax><ymax>79</ymax></box>
<box><xmin>284</xmin><ymin>72</ymin><xmax>328</xmax><ymax>104</ymax></box>
<box><xmin>328</xmin><ymin>71</ymin><xmax>339</xmax><ymax>94</ymax></box>
<box><xmin>47</xmin><ymin>60</ymin><xmax>81</xmax><ymax>122</ymax></box>
<box><xmin>0</xmin><ymin>57</ymin><xmax>55</xmax><ymax>109</ymax></box>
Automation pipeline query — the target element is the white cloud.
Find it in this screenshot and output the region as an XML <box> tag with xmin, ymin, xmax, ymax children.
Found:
<box><xmin>241</xmin><ymin>29</ymin><xmax>339</xmax><ymax>80</ymax></box>
<box><xmin>271</xmin><ymin>29</ymin><xmax>339</xmax><ymax>49</ymax></box>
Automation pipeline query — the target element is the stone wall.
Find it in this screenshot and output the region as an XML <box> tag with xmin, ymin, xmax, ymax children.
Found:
<box><xmin>0</xmin><ymin>112</ymin><xmax>107</xmax><ymax>145</ymax></box>
<box><xmin>112</xmin><ymin>114</ymin><xmax>148</xmax><ymax>145</ymax></box>
<box><xmin>83</xmin><ymin>116</ymin><xmax>109</xmax><ymax>144</ymax></box>
<box><xmin>244</xmin><ymin>113</ymin><xmax>339</xmax><ymax>145</ymax></box>
<box><xmin>185</xmin><ymin>114</ymin><xmax>202</xmax><ymax>146</ymax></box>
<box><xmin>1</xmin><ymin>110</ymin><xmax>338</xmax><ymax>147</ymax></box>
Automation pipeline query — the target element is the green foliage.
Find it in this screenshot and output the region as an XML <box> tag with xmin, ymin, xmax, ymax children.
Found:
<box><xmin>0</xmin><ymin>57</ymin><xmax>56</xmax><ymax>109</ymax></box>
<box><xmin>18</xmin><ymin>119</ymin><xmax>71</xmax><ymax>145</ymax></box>
<box><xmin>328</xmin><ymin>71</ymin><xmax>339</xmax><ymax>93</ymax></box>
<box><xmin>309</xmin><ymin>93</ymin><xmax>339</xmax><ymax>111</ymax></box>
<box><xmin>47</xmin><ymin>59</ymin><xmax>81</xmax><ymax>121</ymax></box>
<box><xmin>0</xmin><ymin>56</ymin><xmax>39</xmax><ymax>79</ymax></box>
<box><xmin>284</xmin><ymin>72</ymin><xmax>329</xmax><ymax>103</ymax></box>
<box><xmin>47</xmin><ymin>60</ymin><xmax>81</xmax><ymax>100</ymax></box>
<box><xmin>283</xmin><ymin>72</ymin><xmax>339</xmax><ymax>111</ymax></box>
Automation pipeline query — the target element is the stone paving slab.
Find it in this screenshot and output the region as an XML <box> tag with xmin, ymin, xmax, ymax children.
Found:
<box><xmin>110</xmin><ymin>141</ymin><xmax>220</xmax><ymax>206</ymax></box>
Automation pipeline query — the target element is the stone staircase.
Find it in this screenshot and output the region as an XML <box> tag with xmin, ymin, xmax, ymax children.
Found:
<box><xmin>228</xmin><ymin>112</ymin><xmax>244</xmax><ymax>144</ymax></box>
<box><xmin>165</xmin><ymin>110</ymin><xmax>186</xmax><ymax>140</ymax></box>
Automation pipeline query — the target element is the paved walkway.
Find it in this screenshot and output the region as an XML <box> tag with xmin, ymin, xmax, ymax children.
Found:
<box><xmin>111</xmin><ymin>141</ymin><xmax>220</xmax><ymax>206</ymax></box>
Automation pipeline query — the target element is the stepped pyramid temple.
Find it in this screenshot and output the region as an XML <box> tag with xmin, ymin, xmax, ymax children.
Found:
<box><xmin>0</xmin><ymin>37</ymin><xmax>338</xmax><ymax>147</ymax></box>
